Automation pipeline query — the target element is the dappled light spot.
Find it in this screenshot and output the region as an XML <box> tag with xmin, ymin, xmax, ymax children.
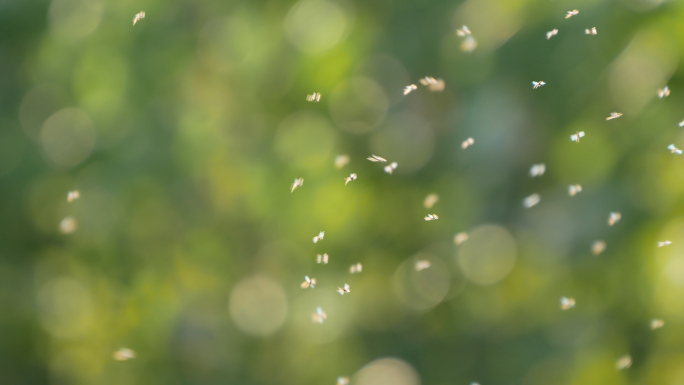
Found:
<box><xmin>37</xmin><ymin>277</ymin><xmax>94</xmax><ymax>340</ymax></box>
<box><xmin>48</xmin><ymin>0</ymin><xmax>104</xmax><ymax>41</ymax></box>
<box><xmin>283</xmin><ymin>0</ymin><xmax>352</xmax><ymax>54</ymax></box>
<box><xmin>392</xmin><ymin>253</ymin><xmax>450</xmax><ymax>311</ymax></box>
<box><xmin>274</xmin><ymin>111</ymin><xmax>336</xmax><ymax>170</ymax></box>
<box><xmin>329</xmin><ymin>77</ymin><xmax>388</xmax><ymax>134</ymax></box>
<box><xmin>40</xmin><ymin>108</ymin><xmax>96</xmax><ymax>168</ymax></box>
<box><xmin>229</xmin><ymin>275</ymin><xmax>288</xmax><ymax>336</ymax></box>
<box><xmin>457</xmin><ymin>225</ymin><xmax>517</xmax><ymax>285</ymax></box>
<box><xmin>370</xmin><ymin>112</ymin><xmax>434</xmax><ymax>173</ymax></box>
<box><xmin>353</xmin><ymin>358</ymin><xmax>420</xmax><ymax>385</ymax></box>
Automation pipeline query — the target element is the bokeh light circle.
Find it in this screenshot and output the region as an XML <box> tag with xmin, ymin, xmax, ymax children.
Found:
<box><xmin>457</xmin><ymin>224</ymin><xmax>517</xmax><ymax>285</ymax></box>
<box><xmin>353</xmin><ymin>357</ymin><xmax>420</xmax><ymax>385</ymax></box>
<box><xmin>355</xmin><ymin>54</ymin><xmax>410</xmax><ymax>106</ymax></box>
<box><xmin>283</xmin><ymin>0</ymin><xmax>350</xmax><ymax>54</ymax></box>
<box><xmin>40</xmin><ymin>108</ymin><xmax>96</xmax><ymax>168</ymax></box>
<box><xmin>329</xmin><ymin>77</ymin><xmax>388</xmax><ymax>134</ymax></box>
<box><xmin>370</xmin><ymin>112</ymin><xmax>434</xmax><ymax>173</ymax></box>
<box><xmin>392</xmin><ymin>253</ymin><xmax>451</xmax><ymax>311</ymax></box>
<box><xmin>37</xmin><ymin>277</ymin><xmax>94</xmax><ymax>340</ymax></box>
<box><xmin>229</xmin><ymin>275</ymin><xmax>288</xmax><ymax>336</ymax></box>
<box><xmin>274</xmin><ymin>111</ymin><xmax>336</xmax><ymax>169</ymax></box>
<box><xmin>48</xmin><ymin>0</ymin><xmax>104</xmax><ymax>41</ymax></box>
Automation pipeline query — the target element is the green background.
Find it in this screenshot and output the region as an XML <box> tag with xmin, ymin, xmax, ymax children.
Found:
<box><xmin>2</xmin><ymin>0</ymin><xmax>684</xmax><ymax>383</ymax></box>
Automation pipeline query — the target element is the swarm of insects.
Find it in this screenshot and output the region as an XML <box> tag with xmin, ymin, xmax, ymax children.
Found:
<box><xmin>291</xmin><ymin>178</ymin><xmax>304</xmax><ymax>193</ymax></box>
<box><xmin>529</xmin><ymin>163</ymin><xmax>546</xmax><ymax>177</ymax></box>
<box><xmin>546</xmin><ymin>29</ymin><xmax>558</xmax><ymax>40</ymax></box>
<box><xmin>461</xmin><ymin>137</ymin><xmax>475</xmax><ymax>149</ymax></box>
<box><xmin>403</xmin><ymin>84</ymin><xmax>418</xmax><ymax>95</ymax></box>
<box><xmin>570</xmin><ymin>131</ymin><xmax>585</xmax><ymax>142</ymax></box>
<box><xmin>585</xmin><ymin>27</ymin><xmax>597</xmax><ymax>35</ymax></box>
<box><xmin>313</xmin><ymin>231</ymin><xmax>325</xmax><ymax>243</ymax></box>
<box><xmin>306</xmin><ymin>92</ymin><xmax>321</xmax><ymax>102</ymax></box>
<box><xmin>560</xmin><ymin>297</ymin><xmax>576</xmax><ymax>310</ymax></box>
<box><xmin>59</xmin><ymin>216</ymin><xmax>77</xmax><ymax>234</ymax></box>
<box><xmin>424</xmin><ymin>214</ymin><xmax>439</xmax><ymax>221</ymax></box>
<box><xmin>312</xmin><ymin>307</ymin><xmax>327</xmax><ymax>324</ymax></box>
<box><xmin>650</xmin><ymin>319</ymin><xmax>664</xmax><ymax>330</ymax></box>
<box><xmin>616</xmin><ymin>355</ymin><xmax>632</xmax><ymax>370</ymax></box>
<box><xmin>523</xmin><ymin>194</ymin><xmax>540</xmax><ymax>208</ymax></box>
<box><xmin>335</xmin><ymin>154</ymin><xmax>350</xmax><ymax>169</ymax></box>
<box><xmin>424</xmin><ymin>194</ymin><xmax>439</xmax><ymax>209</ymax></box>
<box><xmin>419</xmin><ymin>76</ymin><xmax>445</xmax><ymax>92</ymax></box>
<box><xmin>317</xmin><ymin>253</ymin><xmax>329</xmax><ymax>264</ymax></box>
<box><xmin>344</xmin><ymin>173</ymin><xmax>357</xmax><ymax>185</ymax></box>
<box><xmin>658</xmin><ymin>86</ymin><xmax>670</xmax><ymax>99</ymax></box>
<box><xmin>532</xmin><ymin>81</ymin><xmax>546</xmax><ymax>89</ymax></box>
<box><xmin>301</xmin><ymin>276</ymin><xmax>316</xmax><ymax>289</ymax></box>
<box><xmin>669</xmin><ymin>144</ymin><xmax>683</xmax><ymax>154</ymax></box>
<box><xmin>367</xmin><ymin>154</ymin><xmax>387</xmax><ymax>162</ymax></box>
<box><xmin>349</xmin><ymin>263</ymin><xmax>362</xmax><ymax>274</ymax></box>
<box><xmin>592</xmin><ymin>240</ymin><xmax>606</xmax><ymax>255</ymax></box>
<box><xmin>608</xmin><ymin>212</ymin><xmax>621</xmax><ymax>226</ymax></box>
<box><xmin>113</xmin><ymin>348</ymin><xmax>136</xmax><ymax>361</ymax></box>
<box><xmin>67</xmin><ymin>190</ymin><xmax>80</xmax><ymax>203</ymax></box>
<box><xmin>133</xmin><ymin>11</ymin><xmax>145</xmax><ymax>25</ymax></box>
<box><xmin>337</xmin><ymin>283</ymin><xmax>350</xmax><ymax>295</ymax></box>
<box><xmin>454</xmin><ymin>232</ymin><xmax>468</xmax><ymax>245</ymax></box>
<box><xmin>565</xmin><ymin>10</ymin><xmax>579</xmax><ymax>19</ymax></box>
<box><xmin>568</xmin><ymin>184</ymin><xmax>583</xmax><ymax>196</ymax></box>
<box><xmin>384</xmin><ymin>162</ymin><xmax>398</xmax><ymax>174</ymax></box>
<box><xmin>606</xmin><ymin>112</ymin><xmax>622</xmax><ymax>120</ymax></box>
<box><xmin>415</xmin><ymin>260</ymin><xmax>431</xmax><ymax>271</ymax></box>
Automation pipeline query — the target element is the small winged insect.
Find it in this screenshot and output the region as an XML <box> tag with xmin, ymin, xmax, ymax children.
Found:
<box><xmin>344</xmin><ymin>173</ymin><xmax>357</xmax><ymax>185</ymax></box>
<box><xmin>565</xmin><ymin>9</ymin><xmax>579</xmax><ymax>19</ymax></box>
<box><xmin>532</xmin><ymin>81</ymin><xmax>546</xmax><ymax>89</ymax></box>
<box><xmin>560</xmin><ymin>296</ymin><xmax>576</xmax><ymax>310</ymax></box>
<box><xmin>133</xmin><ymin>11</ymin><xmax>145</xmax><ymax>25</ymax></box>
<box><xmin>67</xmin><ymin>190</ymin><xmax>80</xmax><ymax>203</ymax></box>
<box><xmin>570</xmin><ymin>131</ymin><xmax>585</xmax><ymax>142</ymax></box>
<box><xmin>616</xmin><ymin>355</ymin><xmax>632</xmax><ymax>370</ymax></box>
<box><xmin>301</xmin><ymin>276</ymin><xmax>316</xmax><ymax>289</ymax></box>
<box><xmin>424</xmin><ymin>194</ymin><xmax>439</xmax><ymax>209</ymax></box>
<box><xmin>317</xmin><ymin>253</ymin><xmax>329</xmax><ymax>264</ymax></box>
<box><xmin>546</xmin><ymin>29</ymin><xmax>558</xmax><ymax>40</ymax></box>
<box><xmin>306</xmin><ymin>92</ymin><xmax>322</xmax><ymax>102</ymax></box>
<box><xmin>291</xmin><ymin>178</ymin><xmax>304</xmax><ymax>193</ymax></box>
<box><xmin>592</xmin><ymin>240</ymin><xmax>606</xmax><ymax>255</ymax></box>
<box><xmin>113</xmin><ymin>347</ymin><xmax>136</xmax><ymax>361</ymax></box>
<box><xmin>470</xmin><ymin>383</ymin><xmax>481</xmax><ymax>385</ymax></box>
<box><xmin>650</xmin><ymin>319</ymin><xmax>664</xmax><ymax>330</ymax></box>
<box><xmin>335</xmin><ymin>154</ymin><xmax>350</xmax><ymax>169</ymax></box>
<box><xmin>337</xmin><ymin>377</ymin><xmax>350</xmax><ymax>385</ymax></box>
<box><xmin>403</xmin><ymin>84</ymin><xmax>418</xmax><ymax>95</ymax></box>
<box><xmin>59</xmin><ymin>216</ymin><xmax>77</xmax><ymax>234</ymax></box>
<box><xmin>657</xmin><ymin>241</ymin><xmax>672</xmax><ymax>247</ymax></box>
<box><xmin>523</xmin><ymin>193</ymin><xmax>540</xmax><ymax>208</ymax></box>
<box><xmin>424</xmin><ymin>214</ymin><xmax>439</xmax><ymax>221</ymax></box>
<box><xmin>337</xmin><ymin>283</ymin><xmax>350</xmax><ymax>295</ymax></box>
<box><xmin>608</xmin><ymin>212</ymin><xmax>621</xmax><ymax>226</ymax></box>
<box><xmin>349</xmin><ymin>263</ymin><xmax>362</xmax><ymax>274</ymax></box>
<box><xmin>454</xmin><ymin>232</ymin><xmax>468</xmax><ymax>245</ymax></box>
<box><xmin>568</xmin><ymin>184</ymin><xmax>583</xmax><ymax>196</ymax></box>
<box><xmin>367</xmin><ymin>154</ymin><xmax>387</xmax><ymax>163</ymax></box>
<box><xmin>658</xmin><ymin>86</ymin><xmax>670</xmax><ymax>99</ymax></box>
<box><xmin>585</xmin><ymin>27</ymin><xmax>597</xmax><ymax>35</ymax></box>
<box><xmin>529</xmin><ymin>163</ymin><xmax>546</xmax><ymax>177</ymax></box>
<box><xmin>384</xmin><ymin>162</ymin><xmax>398</xmax><ymax>174</ymax></box>
<box><xmin>679</xmin><ymin>120</ymin><xmax>684</xmax><ymax>128</ymax></box>
<box><xmin>456</xmin><ymin>25</ymin><xmax>471</xmax><ymax>37</ymax></box>
<box><xmin>415</xmin><ymin>260</ymin><xmax>431</xmax><ymax>271</ymax></box>
<box><xmin>313</xmin><ymin>231</ymin><xmax>325</xmax><ymax>243</ymax></box>
<box><xmin>668</xmin><ymin>144</ymin><xmax>682</xmax><ymax>154</ymax></box>
<box><xmin>419</xmin><ymin>77</ymin><xmax>445</xmax><ymax>92</ymax></box>
<box><xmin>461</xmin><ymin>137</ymin><xmax>475</xmax><ymax>149</ymax></box>
<box><xmin>606</xmin><ymin>112</ymin><xmax>622</xmax><ymax>120</ymax></box>
<box><xmin>312</xmin><ymin>307</ymin><xmax>327</xmax><ymax>324</ymax></box>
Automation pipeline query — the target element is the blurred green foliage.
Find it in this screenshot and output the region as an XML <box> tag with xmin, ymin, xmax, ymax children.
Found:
<box><xmin>2</xmin><ymin>0</ymin><xmax>684</xmax><ymax>384</ymax></box>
